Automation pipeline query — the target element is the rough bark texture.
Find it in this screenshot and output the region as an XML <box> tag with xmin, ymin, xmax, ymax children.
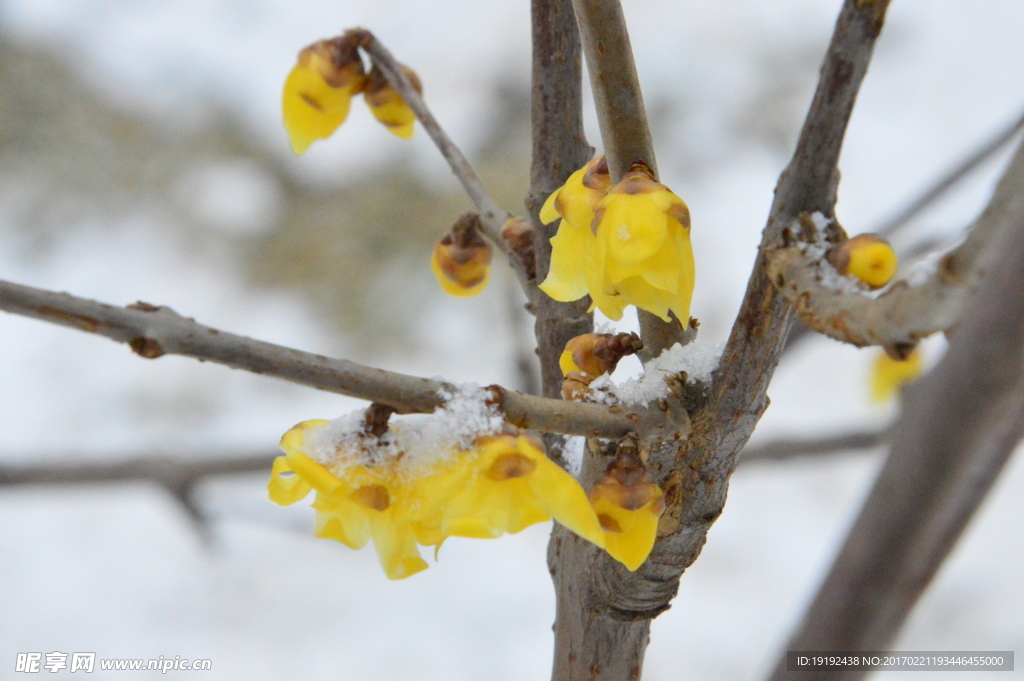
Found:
<box><xmin>768</xmin><ymin>173</ymin><xmax>1024</xmax><ymax>681</ymax></box>
<box><xmin>528</xmin><ymin>0</ymin><xmax>595</xmax><ymax>404</ymax></box>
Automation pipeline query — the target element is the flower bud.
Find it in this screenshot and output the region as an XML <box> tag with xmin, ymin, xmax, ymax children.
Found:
<box><xmin>500</xmin><ymin>217</ymin><xmax>536</xmax><ymax>280</ymax></box>
<box><xmin>282</xmin><ymin>35</ymin><xmax>366</xmax><ymax>154</ymax></box>
<box><xmin>829</xmin><ymin>233</ymin><xmax>898</xmax><ymax>289</ymax></box>
<box><xmin>559</xmin><ymin>332</ymin><xmax>643</xmax><ymax>378</ymax></box>
<box><xmin>363</xmin><ymin>63</ymin><xmax>421</xmax><ymax>139</ymax></box>
<box><xmin>560</xmin><ymin>371</ymin><xmax>595</xmax><ymax>402</ymax></box>
<box><xmin>588</xmin><ymin>436</ymin><xmax>664</xmax><ymax>571</ymax></box>
<box><xmin>430</xmin><ymin>213</ymin><xmax>493</xmax><ymax>297</ymax></box>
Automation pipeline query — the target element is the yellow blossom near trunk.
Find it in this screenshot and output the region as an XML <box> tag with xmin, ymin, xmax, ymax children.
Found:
<box><xmin>428</xmin><ymin>434</ymin><xmax>606</xmax><ymax>547</ymax></box>
<box><xmin>538</xmin><ymin>156</ymin><xmax>611</xmax><ymax>302</ymax></box>
<box><xmin>363</xmin><ymin>64</ymin><xmax>421</xmax><ymax>139</ymax></box>
<box><xmin>282</xmin><ymin>38</ymin><xmax>366</xmax><ymax>155</ymax></box>
<box><xmin>588</xmin><ymin>163</ymin><xmax>695</xmax><ymax>322</ymax></box>
<box><xmin>870</xmin><ymin>347</ymin><xmax>924</xmax><ymax>403</ymax></box>
<box><xmin>588</xmin><ymin>474</ymin><xmax>665</xmax><ymax>571</ymax></box>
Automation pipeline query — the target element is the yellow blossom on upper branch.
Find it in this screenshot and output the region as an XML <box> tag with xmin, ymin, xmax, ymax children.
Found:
<box><xmin>538</xmin><ymin>156</ymin><xmax>612</xmax><ymax>303</ymax></box>
<box><xmin>870</xmin><ymin>347</ymin><xmax>924</xmax><ymax>403</ymax></box>
<box><xmin>363</xmin><ymin>64</ymin><xmax>420</xmax><ymax>139</ymax></box>
<box><xmin>282</xmin><ymin>36</ymin><xmax>366</xmax><ymax>155</ymax></box>
<box><xmin>540</xmin><ymin>159</ymin><xmax>695</xmax><ymax>323</ymax></box>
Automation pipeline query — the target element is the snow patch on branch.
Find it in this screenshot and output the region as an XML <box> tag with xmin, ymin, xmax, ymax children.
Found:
<box><xmin>590</xmin><ymin>340</ymin><xmax>724</xmax><ymax>406</ymax></box>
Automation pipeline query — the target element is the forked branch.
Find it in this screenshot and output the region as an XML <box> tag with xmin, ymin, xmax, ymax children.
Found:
<box><xmin>769</xmin><ymin>136</ymin><xmax>1024</xmax><ymax>350</ymax></box>
<box><xmin>0</xmin><ymin>279</ymin><xmax>667</xmax><ymax>439</ymax></box>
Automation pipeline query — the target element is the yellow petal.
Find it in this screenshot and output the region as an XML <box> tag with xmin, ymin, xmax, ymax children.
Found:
<box><xmin>539</xmin><ymin>219</ymin><xmax>592</xmax><ymax>302</ymax></box>
<box><xmin>281</xmin><ymin>58</ymin><xmax>355</xmax><ymax>155</ymax></box>
<box><xmin>526</xmin><ymin>455</ymin><xmax>605</xmax><ymax>548</ymax></box>
<box><xmin>313</xmin><ymin>491</ymin><xmax>371</xmax><ymax>550</ymax></box>
<box><xmin>367</xmin><ymin>513</ymin><xmax>428</xmax><ymax>580</ymax></box>
<box><xmin>847</xmin><ymin>240</ymin><xmax>898</xmax><ymax>289</ymax></box>
<box><xmin>267</xmin><ymin>456</ymin><xmax>313</xmax><ymax>506</ymax></box>
<box><xmin>284</xmin><ymin>451</ymin><xmax>344</xmax><ymax>495</ymax></box>
<box><xmin>559</xmin><ymin>349</ymin><xmax>583</xmax><ymax>377</ymax></box>
<box><xmin>594</xmin><ymin>497</ymin><xmax>661</xmax><ymax>571</ymax></box>
<box><xmin>596</xmin><ymin>193</ymin><xmax>669</xmax><ymax>265</ymax></box>
<box><xmin>367</xmin><ymin>97</ymin><xmax>416</xmax><ymax>139</ymax></box>
<box><xmin>870</xmin><ymin>347</ymin><xmax>923</xmax><ymax>403</ymax></box>
<box><xmin>539</xmin><ymin>189</ymin><xmax>562</xmax><ymax>224</ymax></box>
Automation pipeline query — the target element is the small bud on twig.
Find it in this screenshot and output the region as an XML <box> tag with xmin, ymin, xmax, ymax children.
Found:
<box><xmin>829</xmin><ymin>233</ymin><xmax>898</xmax><ymax>289</ymax></box>
<box><xmin>431</xmin><ymin>213</ymin><xmax>494</xmax><ymax>297</ymax></box>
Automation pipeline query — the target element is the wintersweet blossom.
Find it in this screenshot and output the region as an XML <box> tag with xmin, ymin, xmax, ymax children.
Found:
<box><xmin>588</xmin><ymin>467</ymin><xmax>665</xmax><ymax>571</ymax></box>
<box><xmin>538</xmin><ymin>156</ymin><xmax>611</xmax><ymax>302</ymax></box>
<box><xmin>870</xmin><ymin>347</ymin><xmax>923</xmax><ymax>403</ymax></box>
<box><xmin>282</xmin><ymin>37</ymin><xmax>366</xmax><ymax>155</ymax></box>
<box><xmin>587</xmin><ymin>162</ymin><xmax>695</xmax><ymax>322</ymax></box>
<box><xmin>429</xmin><ymin>434</ymin><xmax>606</xmax><ymax>546</ymax></box>
<box><xmin>363</xmin><ymin>64</ymin><xmax>420</xmax><ymax>139</ymax></box>
<box><xmin>269</xmin><ymin>420</ymin><xmax>432</xmax><ymax>579</ymax></box>
<box><xmin>267</xmin><ymin>407</ymin><xmax>607</xmax><ymax>579</ymax></box>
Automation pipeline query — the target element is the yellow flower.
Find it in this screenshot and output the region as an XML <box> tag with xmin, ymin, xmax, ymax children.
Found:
<box><xmin>538</xmin><ymin>156</ymin><xmax>611</xmax><ymax>302</ymax></box>
<box><xmin>831</xmin><ymin>233</ymin><xmax>898</xmax><ymax>289</ymax></box>
<box><xmin>430</xmin><ymin>213</ymin><xmax>493</xmax><ymax>297</ymax></box>
<box><xmin>430</xmin><ymin>434</ymin><xmax>605</xmax><ymax>546</ymax></box>
<box><xmin>282</xmin><ymin>38</ymin><xmax>366</xmax><ymax>155</ymax></box>
<box><xmin>269</xmin><ymin>420</ymin><xmax>429</xmax><ymax>580</ymax></box>
<box><xmin>558</xmin><ymin>332</ymin><xmax>643</xmax><ymax>379</ymax></box>
<box><xmin>588</xmin><ymin>163</ymin><xmax>695</xmax><ymax>322</ymax></box>
<box><xmin>588</xmin><ymin>475</ymin><xmax>665</xmax><ymax>571</ymax></box>
<box><xmin>870</xmin><ymin>347</ymin><xmax>924</xmax><ymax>403</ymax></box>
<box><xmin>363</xmin><ymin>64</ymin><xmax>421</xmax><ymax>139</ymax></box>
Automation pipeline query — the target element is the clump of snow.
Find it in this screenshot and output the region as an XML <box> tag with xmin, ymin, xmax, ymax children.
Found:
<box><xmin>300</xmin><ymin>383</ymin><xmax>504</xmax><ymax>480</ymax></box>
<box><xmin>590</xmin><ymin>340</ymin><xmax>725</xmax><ymax>406</ymax></box>
<box><xmin>560</xmin><ymin>436</ymin><xmax>586</xmax><ymax>479</ymax></box>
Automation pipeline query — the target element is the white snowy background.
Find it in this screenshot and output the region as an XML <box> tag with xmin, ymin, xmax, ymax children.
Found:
<box><xmin>1</xmin><ymin>0</ymin><xmax>1022</xmax><ymax>679</ymax></box>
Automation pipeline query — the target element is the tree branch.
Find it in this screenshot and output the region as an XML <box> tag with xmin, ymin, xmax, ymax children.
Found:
<box><xmin>0</xmin><ymin>279</ymin><xmax>666</xmax><ymax>439</ymax></box>
<box><xmin>768</xmin><ymin>161</ymin><xmax>1024</xmax><ymax>681</ymax></box>
<box><xmin>570</xmin><ymin>0</ymin><xmax>686</xmax><ymax>360</ymax></box>
<box><xmin>876</xmin><ymin>104</ymin><xmax>1024</xmax><ymax>238</ymax></box>
<box><xmin>769</xmin><ymin>136</ymin><xmax>1024</xmax><ymax>350</ymax></box>
<box><xmin>739</xmin><ymin>427</ymin><xmax>890</xmax><ymax>465</ymax></box>
<box><xmin>353</xmin><ymin>30</ymin><xmax>534</xmax><ymax>286</ymax></box>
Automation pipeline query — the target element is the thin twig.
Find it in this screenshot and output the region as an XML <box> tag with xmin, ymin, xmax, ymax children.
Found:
<box><xmin>877</xmin><ymin>105</ymin><xmax>1024</xmax><ymax>238</ymax></box>
<box><xmin>570</xmin><ymin>0</ymin><xmax>686</xmax><ymax>363</ymax></box>
<box><xmin>739</xmin><ymin>427</ymin><xmax>890</xmax><ymax>465</ymax></box>
<box><xmin>0</xmin><ymin>279</ymin><xmax>666</xmax><ymax>439</ymax></box>
<box><xmin>0</xmin><ymin>453</ymin><xmax>274</xmax><ymax>486</ymax></box>
<box><xmin>769</xmin><ymin>136</ymin><xmax>1024</xmax><ymax>351</ymax></box>
<box><xmin>768</xmin><ymin>164</ymin><xmax>1024</xmax><ymax>681</ymax></box>
<box><xmin>353</xmin><ymin>32</ymin><xmax>522</xmax><ymax>262</ymax></box>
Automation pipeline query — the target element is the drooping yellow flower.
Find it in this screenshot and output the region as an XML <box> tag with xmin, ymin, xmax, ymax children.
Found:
<box><xmin>539</xmin><ymin>156</ymin><xmax>611</xmax><ymax>303</ymax></box>
<box><xmin>870</xmin><ymin>347</ymin><xmax>924</xmax><ymax>403</ymax></box>
<box><xmin>363</xmin><ymin>64</ymin><xmax>421</xmax><ymax>139</ymax></box>
<box><xmin>832</xmin><ymin>233</ymin><xmax>898</xmax><ymax>289</ymax></box>
<box><xmin>430</xmin><ymin>213</ymin><xmax>493</xmax><ymax>297</ymax></box>
<box><xmin>269</xmin><ymin>420</ymin><xmax>430</xmax><ymax>580</ymax></box>
<box><xmin>588</xmin><ymin>163</ymin><xmax>695</xmax><ymax>322</ymax></box>
<box><xmin>588</xmin><ymin>473</ymin><xmax>665</xmax><ymax>571</ymax></box>
<box><xmin>422</xmin><ymin>434</ymin><xmax>606</xmax><ymax>546</ymax></box>
<box><xmin>282</xmin><ymin>37</ymin><xmax>366</xmax><ymax>155</ymax></box>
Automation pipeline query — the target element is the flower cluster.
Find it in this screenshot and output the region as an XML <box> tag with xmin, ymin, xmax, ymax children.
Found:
<box><xmin>540</xmin><ymin>157</ymin><xmax>695</xmax><ymax>323</ymax></box>
<box><xmin>268</xmin><ymin>407</ymin><xmax>611</xmax><ymax>579</ymax></box>
<box><xmin>282</xmin><ymin>34</ymin><xmax>420</xmax><ymax>154</ymax></box>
